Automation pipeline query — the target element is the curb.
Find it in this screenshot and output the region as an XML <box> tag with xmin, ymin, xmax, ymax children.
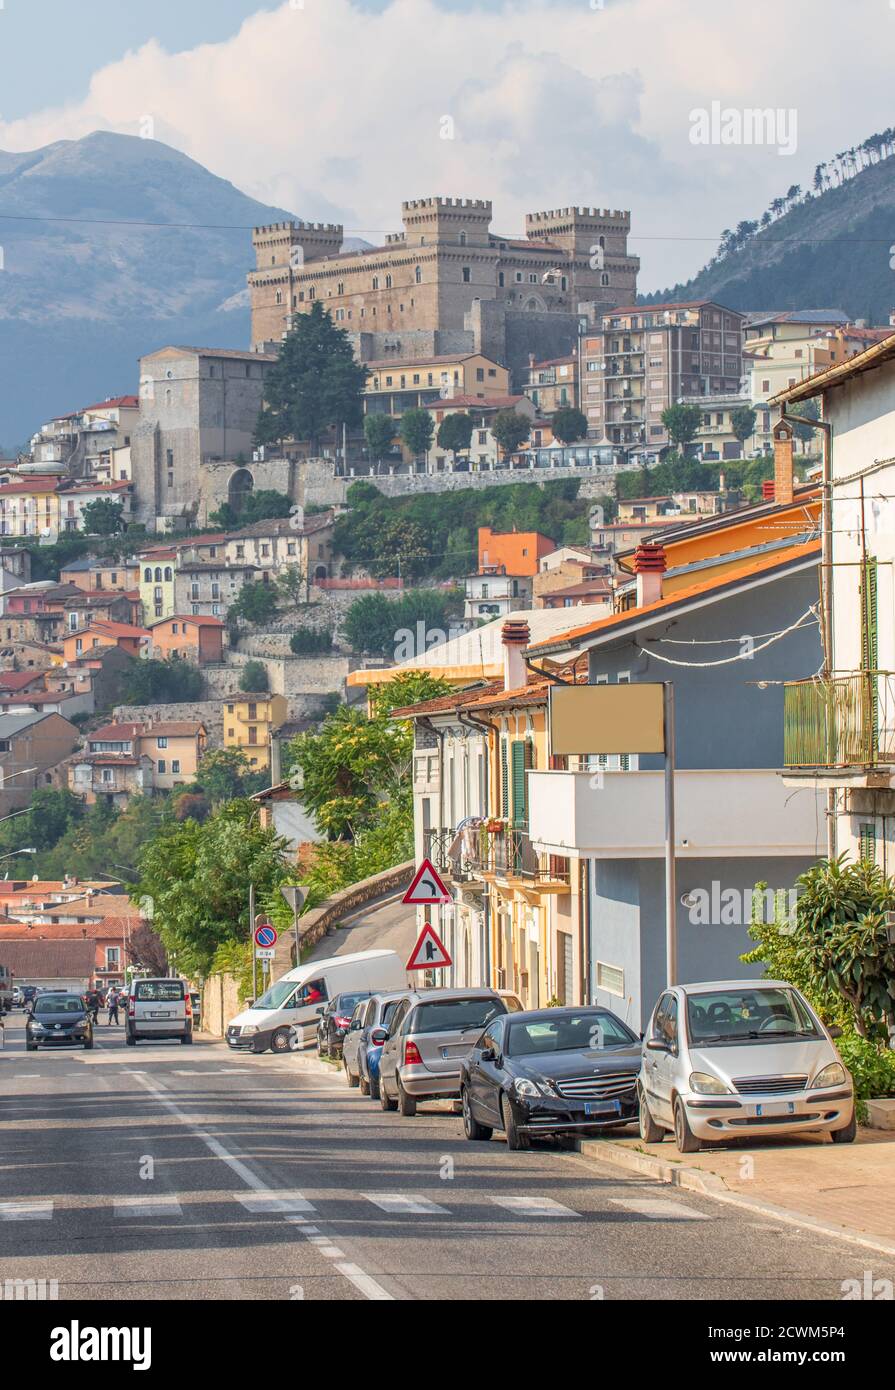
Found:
<box><xmin>576</xmin><ymin>1138</ymin><xmax>895</xmax><ymax>1258</ymax></box>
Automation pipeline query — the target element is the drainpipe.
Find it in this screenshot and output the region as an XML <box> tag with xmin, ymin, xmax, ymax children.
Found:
<box><xmin>459</xmin><ymin>708</ymin><xmax>501</xmax><ymax>985</ymax></box>
<box><xmin>779</xmin><ymin>407</ymin><xmax>835</xmax><ymax>859</ymax></box>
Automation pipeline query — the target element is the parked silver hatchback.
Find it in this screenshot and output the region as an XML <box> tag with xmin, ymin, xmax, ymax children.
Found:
<box><xmin>638</xmin><ymin>980</ymin><xmax>856</xmax><ymax>1152</ymax></box>
<box><xmin>379</xmin><ymin>988</ymin><xmax>512</xmax><ymax>1117</ymax></box>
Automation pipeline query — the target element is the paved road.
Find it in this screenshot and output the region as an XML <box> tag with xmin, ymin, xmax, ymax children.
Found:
<box><xmin>1</xmin><ymin>1013</ymin><xmax>891</xmax><ymax>1302</ymax></box>
<box><xmin>305</xmin><ymin>889</ymin><xmax>417</xmax><ymax>962</ymax></box>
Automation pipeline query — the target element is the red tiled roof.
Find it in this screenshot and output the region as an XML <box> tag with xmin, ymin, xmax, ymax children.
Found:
<box><xmin>0</xmin><ymin>672</ymin><xmax>45</xmax><ymax>691</ymax></box>
<box><xmin>148</xmin><ymin>614</ymin><xmax>224</xmax><ymax>629</ymax></box>
<box><xmin>81</xmin><ymin>396</ymin><xmax>139</xmax><ymax>412</ymax></box>
<box><xmin>0</xmin><ymin>478</ymin><xmax>59</xmax><ymax>495</ymax></box>
<box><xmin>90</xmin><ymin>722</ymin><xmax>142</xmax><ymax>741</ymax></box>
<box><xmin>0</xmin><ymin>938</ymin><xmax>96</xmax><ymax>978</ymax></box>
<box><xmin>424</xmin><ymin>394</ymin><xmax>525</xmax><ymax>412</ymax></box>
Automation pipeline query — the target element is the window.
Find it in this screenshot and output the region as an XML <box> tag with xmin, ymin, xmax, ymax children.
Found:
<box><xmin>105</xmin><ymin>947</ymin><xmax>120</xmax><ymax>970</ymax></box>
<box><xmin>415</xmin><ymin>265</ymin><xmax>422</xmax><ymax>283</ymax></box>
<box><xmin>144</xmin><ymin>568</ymin><xmax>152</xmax><ymax>582</ymax></box>
<box><xmin>498</xmin><ymin>271</ymin><xmax>505</xmax><ymax>288</ymax></box>
<box><xmin>595</xmin><ymin>961</ymin><xmax>624</xmax><ymax>996</ymax></box>
<box><xmin>157</xmin><ymin>759</ymin><xmax>167</xmax><ymax>773</ymax></box>
<box><xmin>462</xmin><ymin>266</ymin><xmax>471</xmax><ymax>283</ymax></box>
<box><xmin>171</xmin><ymin>760</ymin><xmax>181</xmax><ymax>774</ymax></box>
<box><xmin>248</xmin><ymin>703</ymin><xmax>258</xmax><ymax>719</ymax></box>
<box><xmin>385</xmin><ymin>274</ymin><xmax>392</xmax><ymax>289</ymax></box>
<box><xmin>157</xmin><ymin>737</ymin><xmax>168</xmax><ymax>749</ymax></box>
<box><xmin>859</xmin><ymin>824</ymin><xmax>877</xmax><ymax>864</ymax></box>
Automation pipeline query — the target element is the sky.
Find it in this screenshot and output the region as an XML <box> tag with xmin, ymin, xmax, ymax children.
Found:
<box><xmin>1</xmin><ymin>0</ymin><xmax>893</xmax><ymax>290</ymax></box>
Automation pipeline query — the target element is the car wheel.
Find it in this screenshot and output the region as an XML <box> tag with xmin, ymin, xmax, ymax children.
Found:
<box><xmin>270</xmin><ymin>1028</ymin><xmax>292</xmax><ymax>1054</ymax></box>
<box><xmin>638</xmin><ymin>1086</ymin><xmax>665</xmax><ymax>1143</ymax></box>
<box><xmin>369</xmin><ymin>1072</ymin><xmax>381</xmax><ymax>1101</ymax></box>
<box><xmin>673</xmin><ymin>1097</ymin><xmax>702</xmax><ymax>1153</ymax></box>
<box><xmin>501</xmin><ymin>1094</ymin><xmax>529</xmax><ymax>1151</ymax></box>
<box><xmin>344</xmin><ymin>1059</ymin><xmax>360</xmax><ymax>1088</ymax></box>
<box><xmin>379</xmin><ymin>1074</ymin><xmax>397</xmax><ymax>1112</ymax></box>
<box><xmin>831</xmin><ymin>1111</ymin><xmax>858</xmax><ymax>1143</ymax></box>
<box><xmin>397</xmin><ymin>1077</ymin><xmax>417</xmax><ymax>1117</ymax></box>
<box><xmin>461</xmin><ymin>1087</ymin><xmax>492</xmax><ymax>1141</ymax></box>
<box><xmin>358</xmin><ymin>1068</ymin><xmax>370</xmax><ymax>1097</ymax></box>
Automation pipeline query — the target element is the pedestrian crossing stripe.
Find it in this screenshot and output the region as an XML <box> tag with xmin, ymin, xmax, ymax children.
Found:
<box><xmin>233</xmin><ymin>1192</ymin><xmax>315</xmax><ymax>1214</ymax></box>
<box><xmin>490</xmin><ymin>1195</ymin><xmax>580</xmax><ymax>1218</ymax></box>
<box><xmin>609</xmin><ymin>1196</ymin><xmax>711</xmax><ymax>1220</ymax></box>
<box><xmin>363</xmin><ymin>1193</ymin><xmax>449</xmax><ymax>1215</ymax></box>
<box><xmin>0</xmin><ymin>1201</ymin><xmax>53</xmax><ymax>1220</ymax></box>
<box><xmin>113</xmin><ymin>1196</ymin><xmax>183</xmax><ymax>1218</ymax></box>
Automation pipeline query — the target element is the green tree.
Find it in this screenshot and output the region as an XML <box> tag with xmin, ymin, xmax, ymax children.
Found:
<box><xmin>744</xmin><ymin>856</ymin><xmax>895</xmax><ymax>1039</ymax></box>
<box><xmin>730</xmin><ymin>406</ymin><xmax>757</xmax><ymax>448</ymax></box>
<box><xmin>399</xmin><ymin>408</ymin><xmax>434</xmax><ymax>463</ymax></box>
<box><xmin>239</xmin><ymin>659</ymin><xmax>270</xmax><ymax>693</ymax></box>
<box><xmin>124</xmin><ymin>658</ymin><xmax>204</xmax><ymax>705</ymax></box>
<box><xmin>490</xmin><ymin>409</ymin><xmax>531</xmax><ymax>461</ymax></box>
<box><xmin>229</xmin><ymin>581</ymin><xmax>279</xmax><ymax>625</ymax></box>
<box><xmin>789</xmin><ymin>396</ymin><xmax>820</xmax><ymax>444</ymax></box>
<box><xmin>254</xmin><ymin>301</ymin><xmax>368</xmax><ymax>451</ymax></box>
<box><xmin>436</xmin><ymin>412</ymin><xmax>473</xmax><ymax>465</ymax></box>
<box><xmin>290</xmin><ymin>626</ymin><xmax>334</xmax><ymax>654</ymax></box>
<box><xmin>196</xmin><ymin>748</ymin><xmax>255</xmax><ymax>804</ymax></box>
<box><xmin>550</xmin><ymin>406</ymin><xmax>588</xmax><ymax>445</ymax></box>
<box><xmin>363</xmin><ymin>413</ymin><xmax>396</xmax><ymax>470</ymax></box>
<box><xmin>210</xmin><ymin>489</ymin><xmax>293</xmax><ymax>528</ymax></box>
<box><xmin>0</xmin><ymin>787</ymin><xmax>83</xmax><ymax>856</ymax></box>
<box><xmin>137</xmin><ymin>801</ymin><xmax>289</xmax><ymax>977</ymax></box>
<box><xmin>661</xmin><ymin>403</ymin><xmax>703</xmax><ymax>455</ymax></box>
<box><xmin>81</xmin><ymin>498</ymin><xmax>126</xmax><ymax>535</ymax></box>
<box><xmin>275</xmin><ymin>565</ymin><xmax>306</xmax><ymax>608</ymax></box>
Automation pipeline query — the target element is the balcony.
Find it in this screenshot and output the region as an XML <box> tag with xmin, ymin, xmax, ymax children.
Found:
<box><xmin>425</xmin><ymin>824</ymin><xmax>569</xmax><ymax>891</ymax></box>
<box><xmin>527</xmin><ymin>769</ymin><xmax>825</xmax><ymax>859</ymax></box>
<box><xmin>783</xmin><ymin>672</ymin><xmax>895</xmax><ymax>775</ymax></box>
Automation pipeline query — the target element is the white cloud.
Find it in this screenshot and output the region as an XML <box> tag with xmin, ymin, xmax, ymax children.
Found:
<box><xmin>1</xmin><ymin>0</ymin><xmax>891</xmax><ymax>289</ymax></box>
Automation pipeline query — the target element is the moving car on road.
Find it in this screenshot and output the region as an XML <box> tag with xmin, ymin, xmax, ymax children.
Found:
<box><xmin>460</xmin><ymin>1005</ymin><xmax>642</xmax><ymax>1149</ymax></box>
<box><xmin>26</xmin><ymin>992</ymin><xmax>94</xmax><ymax>1051</ymax></box>
<box><xmin>125</xmin><ymin>977</ymin><xmax>193</xmax><ymax>1046</ymax></box>
<box><xmin>379</xmin><ymin>987</ymin><xmax>512</xmax><ymax>1117</ymax></box>
<box><xmin>226</xmin><ymin>949</ymin><xmax>407</xmax><ymax>1055</ymax></box>
<box><xmin>316</xmin><ymin>991</ymin><xmax>373</xmax><ymax>1058</ymax></box>
<box><xmin>342</xmin><ymin>991</ymin><xmax>408</xmax><ymax>1097</ymax></box>
<box><xmin>638</xmin><ymin>980</ymin><xmax>856</xmax><ymax>1152</ymax></box>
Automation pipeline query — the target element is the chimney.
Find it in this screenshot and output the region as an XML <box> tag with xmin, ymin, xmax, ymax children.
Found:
<box><xmin>501</xmin><ymin>619</ymin><xmax>530</xmax><ymax>691</ymax></box>
<box><xmin>632</xmin><ymin>543</ymin><xmax>667</xmax><ymax>607</ymax></box>
<box><xmin>762</xmin><ymin>479</ymin><xmax>776</xmax><ymax>500</ymax></box>
<box><xmin>773</xmin><ymin>419</ymin><xmax>794</xmax><ymax>507</ymax></box>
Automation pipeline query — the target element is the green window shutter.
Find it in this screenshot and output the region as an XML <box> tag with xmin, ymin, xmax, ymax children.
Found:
<box><xmin>510</xmin><ymin>739</ymin><xmax>530</xmax><ymax>827</ymax></box>
<box><xmin>500</xmin><ymin>740</ymin><xmax>509</xmax><ymax>818</ymax></box>
<box><xmin>859</xmin><ymin>824</ymin><xmax>877</xmax><ymax>865</ymax></box>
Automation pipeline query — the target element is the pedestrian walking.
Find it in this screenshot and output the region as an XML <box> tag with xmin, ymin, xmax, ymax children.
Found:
<box><xmin>107</xmin><ymin>990</ymin><xmax>120</xmax><ymax>1026</ymax></box>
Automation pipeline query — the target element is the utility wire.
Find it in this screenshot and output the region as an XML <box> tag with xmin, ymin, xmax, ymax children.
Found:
<box><xmin>639</xmin><ymin>608</ymin><xmax>818</xmax><ymax>667</ymax></box>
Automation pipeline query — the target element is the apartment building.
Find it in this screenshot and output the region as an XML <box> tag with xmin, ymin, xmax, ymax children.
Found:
<box><xmin>67</xmin><ymin>719</ymin><xmax>207</xmax><ymax>804</ymax></box>
<box><xmin>580</xmin><ymin>300</ymin><xmax>745</xmax><ymax>460</ymax></box>
<box><xmin>148</xmin><ymin>615</ymin><xmax>225</xmax><ymax>665</ymax></box>
<box><xmin>523</xmin><ymin>354</ymin><xmax>579</xmax><ymax>414</ymax></box>
<box><xmin>364</xmin><ymin>353</ymin><xmax>510</xmax><ymax>416</ymax></box>
<box><xmin>223</xmin><ymin>694</ymin><xmax>288</xmax><ymax>772</ymax></box>
<box><xmin>0</xmin><ymin>711</ymin><xmax>79</xmax><ymax>813</ymax></box>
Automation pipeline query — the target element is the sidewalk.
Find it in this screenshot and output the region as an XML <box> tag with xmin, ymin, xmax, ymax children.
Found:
<box><xmin>578</xmin><ymin>1127</ymin><xmax>895</xmax><ymax>1254</ymax></box>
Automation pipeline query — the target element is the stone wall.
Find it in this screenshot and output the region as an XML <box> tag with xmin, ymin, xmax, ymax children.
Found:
<box><xmin>299</xmin><ymin>456</ymin><xmax>621</xmax><ymax>509</ymax></box>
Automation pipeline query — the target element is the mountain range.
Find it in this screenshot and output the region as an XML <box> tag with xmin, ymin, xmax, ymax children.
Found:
<box><xmin>642</xmin><ymin>141</ymin><xmax>895</xmax><ymax>322</ymax></box>
<box><xmin>0</xmin><ymin>131</ymin><xmax>367</xmax><ymax>448</ymax></box>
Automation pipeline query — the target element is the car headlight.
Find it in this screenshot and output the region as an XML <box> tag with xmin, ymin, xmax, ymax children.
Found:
<box><xmin>240</xmin><ymin>1025</ymin><xmax>258</xmax><ymax>1036</ymax></box>
<box><xmin>30</xmin><ymin>1023</ymin><xmax>44</xmax><ymax>1033</ymax></box>
<box><xmin>811</xmin><ymin>1062</ymin><xmax>846</xmax><ymax>1089</ymax></box>
<box><xmin>689</xmin><ymin>1071</ymin><xmax>731</xmax><ymax>1095</ymax></box>
<box><xmin>513</xmin><ymin>1077</ymin><xmax>544</xmax><ymax>1099</ymax></box>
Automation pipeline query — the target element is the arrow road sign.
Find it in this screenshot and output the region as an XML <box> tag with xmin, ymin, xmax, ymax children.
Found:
<box><xmin>402</xmin><ymin>857</ymin><xmax>451</xmax><ymax>905</ymax></box>
<box><xmin>406</xmin><ymin>922</ymin><xmax>452</xmax><ymax>971</ymax></box>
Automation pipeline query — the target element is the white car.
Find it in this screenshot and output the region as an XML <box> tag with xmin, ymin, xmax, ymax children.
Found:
<box><xmin>638</xmin><ymin>980</ymin><xmax>856</xmax><ymax>1152</ymax></box>
<box><xmin>125</xmin><ymin>977</ymin><xmax>193</xmax><ymax>1046</ymax></box>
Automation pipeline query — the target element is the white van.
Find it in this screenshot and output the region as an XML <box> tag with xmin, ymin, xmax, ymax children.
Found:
<box><xmin>125</xmin><ymin>977</ymin><xmax>193</xmax><ymax>1046</ymax></box>
<box><xmin>226</xmin><ymin>949</ymin><xmax>407</xmax><ymax>1055</ymax></box>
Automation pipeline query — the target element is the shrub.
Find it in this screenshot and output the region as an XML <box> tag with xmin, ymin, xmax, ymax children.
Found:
<box><xmin>290</xmin><ymin>627</ymin><xmax>333</xmax><ymax>655</ymax></box>
<box><xmin>239</xmin><ymin>660</ymin><xmax>270</xmax><ymax>693</ymax></box>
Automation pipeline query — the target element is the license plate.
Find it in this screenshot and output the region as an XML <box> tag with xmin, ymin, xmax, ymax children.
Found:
<box><xmin>151</xmin><ymin>1011</ymin><xmax>172</xmax><ymax>1019</ymax></box>
<box><xmin>755</xmin><ymin>1101</ymin><xmax>795</xmax><ymax>1117</ymax></box>
<box><xmin>584</xmin><ymin>1100</ymin><xmax>621</xmax><ymax>1116</ymax></box>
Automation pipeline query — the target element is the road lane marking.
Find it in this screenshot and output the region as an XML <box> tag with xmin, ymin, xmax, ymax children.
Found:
<box><xmin>0</xmin><ymin>1201</ymin><xmax>54</xmax><ymax>1220</ymax></box>
<box><xmin>609</xmin><ymin>1197</ymin><xmax>711</xmax><ymax>1220</ymax></box>
<box><xmin>113</xmin><ymin>1196</ymin><xmax>183</xmax><ymax>1218</ymax></box>
<box><xmin>363</xmin><ymin>1193</ymin><xmax>449</xmax><ymax>1216</ymax></box>
<box><xmin>233</xmin><ymin>1192</ymin><xmax>315</xmax><ymax>1214</ymax></box>
<box><xmin>131</xmin><ymin>1071</ymin><xmax>396</xmax><ymax>1300</ymax></box>
<box><xmin>490</xmin><ymin>1195</ymin><xmax>580</xmax><ymax>1219</ymax></box>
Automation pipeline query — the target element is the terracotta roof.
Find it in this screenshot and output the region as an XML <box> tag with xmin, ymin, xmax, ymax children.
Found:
<box><xmin>527</xmin><ymin>540</ymin><xmax>821</xmax><ymax>657</ymax></box>
<box><xmin>0</xmin><ymin>938</ymin><xmax>97</xmax><ymax>978</ymax></box>
<box><xmin>90</xmin><ymin>722</ymin><xmax>142</xmax><ymax>741</ymax></box>
<box><xmin>0</xmin><ymin>920</ymin><xmax>127</xmax><ymax>940</ymax></box>
<box><xmin>606</xmin><ymin>299</ymin><xmax>721</xmax><ymax>315</ymax></box>
<box><xmin>0</xmin><ymin>672</ymin><xmax>46</xmax><ymax>691</ymax></box>
<box><xmin>148</xmin><ymin>614</ymin><xmax>225</xmax><ymax>629</ymax></box>
<box><xmin>73</xmin><ymin>621</ymin><xmax>149</xmax><ymax>640</ymax></box>
<box><xmin>390</xmin><ymin>681</ymin><xmax>503</xmax><ymax>718</ymax></box>
<box><xmin>26</xmin><ymin>895</ymin><xmax>140</xmax><ymax>921</ymax></box>
<box><xmin>143</xmin><ymin>721</ymin><xmax>205</xmax><ymax>738</ymax></box>
<box><xmin>0</xmin><ymin>478</ymin><xmax>59</xmax><ymax>495</ymax></box>
<box><xmin>543</xmin><ymin>578</ymin><xmax>612</xmax><ymax>600</ymax></box>
<box><xmin>81</xmin><ymin>396</ymin><xmax>139</xmax><ymax>412</ymax></box>
<box><xmin>424</xmin><ymin>394</ymin><xmax>526</xmax><ymax>412</ymax></box>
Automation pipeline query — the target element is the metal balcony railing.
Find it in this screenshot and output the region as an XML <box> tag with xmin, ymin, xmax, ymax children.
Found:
<box><xmin>424</xmin><ymin>823</ymin><xmax>570</xmax><ymax>887</ymax></box>
<box><xmin>783</xmin><ymin>671</ymin><xmax>895</xmax><ymax>768</ymax></box>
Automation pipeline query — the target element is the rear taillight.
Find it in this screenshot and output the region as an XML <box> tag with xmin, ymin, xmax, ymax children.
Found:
<box><xmin>373</xmin><ymin>1036</ymin><xmax>385</xmax><ymax>1047</ymax></box>
<box><xmin>404</xmin><ymin>1040</ymin><xmax>422</xmax><ymax>1066</ymax></box>
<box><xmin>185</xmin><ymin>994</ymin><xmax>193</xmax><ymax>1018</ymax></box>
<box><xmin>128</xmin><ymin>999</ymin><xmax>135</xmax><ymax>1018</ymax></box>
<box><xmin>335</xmin><ymin>1016</ymin><xmax>351</xmax><ymax>1029</ymax></box>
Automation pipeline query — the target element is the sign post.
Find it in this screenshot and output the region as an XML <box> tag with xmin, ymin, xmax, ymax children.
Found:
<box><xmin>280</xmin><ymin>884</ymin><xmax>308</xmax><ymax>967</ymax></box>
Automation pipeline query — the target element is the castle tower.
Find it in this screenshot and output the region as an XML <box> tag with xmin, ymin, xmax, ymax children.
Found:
<box><xmin>401</xmin><ymin>196</ymin><xmax>493</xmax><ymax>248</ymax></box>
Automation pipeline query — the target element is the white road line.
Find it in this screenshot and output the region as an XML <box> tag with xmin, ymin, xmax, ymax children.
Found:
<box><xmin>233</xmin><ymin>1192</ymin><xmax>315</xmax><ymax>1214</ymax></box>
<box><xmin>490</xmin><ymin>1195</ymin><xmax>581</xmax><ymax>1219</ymax></box>
<box><xmin>610</xmin><ymin>1196</ymin><xmax>711</xmax><ymax>1221</ymax></box>
<box><xmin>131</xmin><ymin>1071</ymin><xmax>397</xmax><ymax>1300</ymax></box>
<box><xmin>113</xmin><ymin>1196</ymin><xmax>183</xmax><ymax>1219</ymax></box>
<box><xmin>0</xmin><ymin>1201</ymin><xmax>54</xmax><ymax>1221</ymax></box>
<box><xmin>363</xmin><ymin>1193</ymin><xmax>449</xmax><ymax>1216</ymax></box>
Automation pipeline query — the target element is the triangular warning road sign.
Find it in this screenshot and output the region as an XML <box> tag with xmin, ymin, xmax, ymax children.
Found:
<box><xmin>406</xmin><ymin>922</ymin><xmax>452</xmax><ymax>971</ymax></box>
<box><xmin>402</xmin><ymin>857</ymin><xmax>451</xmax><ymax>905</ymax></box>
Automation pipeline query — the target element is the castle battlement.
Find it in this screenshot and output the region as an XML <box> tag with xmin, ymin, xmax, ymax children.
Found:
<box><xmin>253</xmin><ymin>222</ymin><xmax>298</xmax><ymax>236</ymax></box>
<box><xmin>526</xmin><ymin>207</ymin><xmax>630</xmax><ymax>223</ymax></box>
<box><xmin>402</xmin><ymin>197</ymin><xmax>493</xmax><ymax>214</ymax></box>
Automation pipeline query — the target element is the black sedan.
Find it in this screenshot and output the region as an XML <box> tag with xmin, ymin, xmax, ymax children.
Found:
<box><xmin>26</xmin><ymin>993</ymin><xmax>94</xmax><ymax>1051</ymax></box>
<box><xmin>459</xmin><ymin>1006</ymin><xmax>641</xmax><ymax>1149</ymax></box>
<box><xmin>315</xmin><ymin>991</ymin><xmax>373</xmax><ymax>1057</ymax></box>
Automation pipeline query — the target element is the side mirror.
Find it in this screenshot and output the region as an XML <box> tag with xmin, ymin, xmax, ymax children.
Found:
<box><xmin>370</xmin><ymin>1026</ymin><xmax>388</xmax><ymax>1045</ymax></box>
<box><xmin>645</xmin><ymin>1037</ymin><xmax>669</xmax><ymax>1052</ymax></box>
<box><xmin>316</xmin><ymin>1005</ymin><xmax>326</xmax><ymax>1016</ymax></box>
<box><xmin>828</xmin><ymin>1024</ymin><xmax>843</xmax><ymax>1039</ymax></box>
<box><xmin>246</xmin><ymin>998</ymin><xmax>255</xmax><ymax>1008</ymax></box>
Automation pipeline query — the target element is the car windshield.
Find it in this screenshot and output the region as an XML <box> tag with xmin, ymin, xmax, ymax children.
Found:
<box><xmin>507</xmin><ymin>1012</ymin><xmax>636</xmax><ymax>1056</ymax></box>
<box><xmin>338</xmin><ymin>992</ymin><xmax>371</xmax><ymax>1012</ymax></box>
<box><xmin>412</xmin><ymin>997</ymin><xmax>506</xmax><ymax>1034</ymax></box>
<box><xmin>687</xmin><ymin>988</ymin><xmax>821</xmax><ymax>1044</ymax></box>
<box><xmin>135</xmin><ymin>982</ymin><xmax>184</xmax><ymax>1002</ymax></box>
<box><xmin>35</xmin><ymin>997</ymin><xmax>84</xmax><ymax>1015</ymax></box>
<box><xmin>252</xmin><ymin>981</ymin><xmax>296</xmax><ymax>1010</ymax></box>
